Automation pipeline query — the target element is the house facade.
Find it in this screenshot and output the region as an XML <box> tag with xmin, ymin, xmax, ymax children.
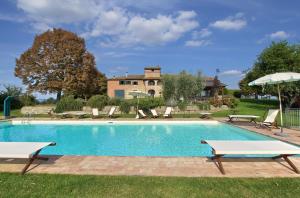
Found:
<box><xmin>107</xmin><ymin>66</ymin><xmax>226</xmax><ymax>99</ymax></box>
<box><xmin>107</xmin><ymin>67</ymin><xmax>162</xmax><ymax>99</ymax></box>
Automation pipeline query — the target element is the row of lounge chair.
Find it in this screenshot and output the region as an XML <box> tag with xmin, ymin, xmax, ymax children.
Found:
<box><xmin>92</xmin><ymin>106</ymin><xmax>116</xmax><ymax>118</ymax></box>
<box><xmin>137</xmin><ymin>107</ymin><xmax>172</xmax><ymax>119</ymax></box>
<box><xmin>92</xmin><ymin>107</ymin><xmax>173</xmax><ymax>119</ymax></box>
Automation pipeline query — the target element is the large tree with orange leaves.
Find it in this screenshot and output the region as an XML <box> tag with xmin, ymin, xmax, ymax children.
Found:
<box><xmin>15</xmin><ymin>28</ymin><xmax>106</xmax><ymax>100</ymax></box>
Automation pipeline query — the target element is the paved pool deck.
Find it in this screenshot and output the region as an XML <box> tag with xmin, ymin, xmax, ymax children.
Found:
<box><xmin>1</xmin><ymin>118</ymin><xmax>300</xmax><ymax>177</ymax></box>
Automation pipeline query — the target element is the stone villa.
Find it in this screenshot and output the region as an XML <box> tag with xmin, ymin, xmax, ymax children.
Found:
<box><xmin>107</xmin><ymin>66</ymin><xmax>225</xmax><ymax>99</ymax></box>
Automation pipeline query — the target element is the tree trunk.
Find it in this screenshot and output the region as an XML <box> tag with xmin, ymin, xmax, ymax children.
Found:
<box><xmin>56</xmin><ymin>91</ymin><xmax>62</xmax><ymax>101</ymax></box>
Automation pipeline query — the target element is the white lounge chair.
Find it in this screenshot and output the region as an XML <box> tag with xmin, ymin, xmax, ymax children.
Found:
<box><xmin>228</xmin><ymin>115</ymin><xmax>260</xmax><ymax>123</ymax></box>
<box><xmin>163</xmin><ymin>107</ymin><xmax>172</xmax><ymax>118</ymax></box>
<box><xmin>70</xmin><ymin>111</ymin><xmax>87</xmax><ymax>118</ymax></box>
<box><xmin>56</xmin><ymin>112</ymin><xmax>69</xmax><ymax>118</ymax></box>
<box><xmin>150</xmin><ymin>109</ymin><xmax>159</xmax><ymax>118</ymax></box>
<box><xmin>201</xmin><ymin>140</ymin><xmax>300</xmax><ymax>175</ymax></box>
<box><xmin>92</xmin><ymin>108</ymin><xmax>99</xmax><ymax>118</ymax></box>
<box><xmin>108</xmin><ymin>106</ymin><xmax>116</xmax><ymax>118</ymax></box>
<box><xmin>259</xmin><ymin>109</ymin><xmax>279</xmax><ymax>129</ymax></box>
<box><xmin>138</xmin><ymin>110</ymin><xmax>147</xmax><ymax>119</ymax></box>
<box><xmin>0</xmin><ymin>142</ymin><xmax>56</xmax><ymax>174</ymax></box>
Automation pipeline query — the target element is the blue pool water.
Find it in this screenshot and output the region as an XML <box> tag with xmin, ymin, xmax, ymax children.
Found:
<box><xmin>0</xmin><ymin>122</ymin><xmax>275</xmax><ymax>157</ymax></box>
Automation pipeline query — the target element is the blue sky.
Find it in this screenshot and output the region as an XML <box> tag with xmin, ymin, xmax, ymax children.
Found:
<box><xmin>0</xmin><ymin>0</ymin><xmax>299</xmax><ymax>98</ymax></box>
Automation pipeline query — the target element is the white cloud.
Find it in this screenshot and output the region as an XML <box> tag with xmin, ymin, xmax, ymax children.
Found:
<box><xmin>88</xmin><ymin>8</ymin><xmax>129</xmax><ymax>37</ymax></box>
<box><xmin>16</xmin><ymin>0</ymin><xmax>199</xmax><ymax>46</ymax></box>
<box><xmin>210</xmin><ymin>12</ymin><xmax>247</xmax><ymax>30</ymax></box>
<box><xmin>91</xmin><ymin>10</ymin><xmax>199</xmax><ymax>46</ymax></box>
<box><xmin>16</xmin><ymin>0</ymin><xmax>101</xmax><ymax>32</ymax></box>
<box><xmin>185</xmin><ymin>40</ymin><xmax>211</xmax><ymax>47</ymax></box>
<box><xmin>102</xmin><ymin>51</ymin><xmax>137</xmax><ymax>58</ymax></box>
<box><xmin>219</xmin><ymin>70</ymin><xmax>243</xmax><ymax>76</ymax></box>
<box><xmin>269</xmin><ymin>31</ymin><xmax>290</xmax><ymax>40</ymax></box>
<box><xmin>257</xmin><ymin>30</ymin><xmax>291</xmax><ymax>44</ymax></box>
<box><xmin>192</xmin><ymin>28</ymin><xmax>212</xmax><ymax>39</ymax></box>
<box><xmin>186</xmin><ymin>28</ymin><xmax>212</xmax><ymax>47</ymax></box>
<box><xmin>17</xmin><ymin>0</ymin><xmax>99</xmax><ymax>24</ymax></box>
<box><xmin>0</xmin><ymin>13</ymin><xmax>27</xmax><ymax>23</ymax></box>
<box><xmin>108</xmin><ymin>66</ymin><xmax>129</xmax><ymax>76</ymax></box>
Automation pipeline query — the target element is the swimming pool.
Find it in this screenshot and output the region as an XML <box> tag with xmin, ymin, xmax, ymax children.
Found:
<box><xmin>0</xmin><ymin>121</ymin><xmax>275</xmax><ymax>157</ymax></box>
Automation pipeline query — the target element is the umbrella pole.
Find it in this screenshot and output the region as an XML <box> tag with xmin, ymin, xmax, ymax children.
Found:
<box><xmin>136</xmin><ymin>96</ymin><xmax>139</xmax><ymax>119</ymax></box>
<box><xmin>275</xmin><ymin>84</ymin><xmax>287</xmax><ymax>136</ymax></box>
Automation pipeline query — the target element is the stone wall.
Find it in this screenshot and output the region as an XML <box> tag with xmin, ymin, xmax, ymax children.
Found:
<box><xmin>21</xmin><ymin>105</ymin><xmax>55</xmax><ymax>115</ymax></box>
<box><xmin>21</xmin><ymin>104</ymin><xmax>229</xmax><ymax>115</ymax></box>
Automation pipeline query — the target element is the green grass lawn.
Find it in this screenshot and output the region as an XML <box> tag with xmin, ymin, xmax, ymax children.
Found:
<box><xmin>0</xmin><ymin>109</ymin><xmax>22</xmax><ymax>118</ymax></box>
<box><xmin>0</xmin><ymin>173</ymin><xmax>299</xmax><ymax>197</ymax></box>
<box><xmin>212</xmin><ymin>101</ymin><xmax>278</xmax><ymax>120</ymax></box>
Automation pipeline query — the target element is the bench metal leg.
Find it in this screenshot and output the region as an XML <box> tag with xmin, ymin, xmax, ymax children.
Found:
<box><xmin>212</xmin><ymin>155</ymin><xmax>225</xmax><ymax>175</ymax></box>
<box><xmin>249</xmin><ymin>118</ymin><xmax>257</xmax><ymax>124</ymax></box>
<box><xmin>272</xmin><ymin>154</ymin><xmax>299</xmax><ymax>174</ymax></box>
<box><xmin>227</xmin><ymin>117</ymin><xmax>233</xmax><ymax>122</ymax></box>
<box><xmin>283</xmin><ymin>155</ymin><xmax>299</xmax><ymax>174</ymax></box>
<box><xmin>21</xmin><ymin>149</ymin><xmax>44</xmax><ymax>175</ymax></box>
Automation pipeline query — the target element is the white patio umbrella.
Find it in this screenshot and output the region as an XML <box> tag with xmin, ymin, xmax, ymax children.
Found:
<box><xmin>248</xmin><ymin>72</ymin><xmax>300</xmax><ymax>136</ymax></box>
<box><xmin>128</xmin><ymin>90</ymin><xmax>149</xmax><ymax>118</ymax></box>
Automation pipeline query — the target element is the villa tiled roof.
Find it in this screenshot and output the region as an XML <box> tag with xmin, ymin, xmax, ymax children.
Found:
<box><xmin>108</xmin><ymin>75</ymin><xmax>161</xmax><ymax>80</ymax></box>
<box><xmin>144</xmin><ymin>66</ymin><xmax>161</xmax><ymax>70</ymax></box>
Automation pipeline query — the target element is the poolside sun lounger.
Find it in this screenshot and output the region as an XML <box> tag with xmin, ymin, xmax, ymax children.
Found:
<box><xmin>108</xmin><ymin>106</ymin><xmax>116</xmax><ymax>118</ymax></box>
<box><xmin>258</xmin><ymin>109</ymin><xmax>279</xmax><ymax>129</ymax></box>
<box><xmin>0</xmin><ymin>142</ymin><xmax>56</xmax><ymax>174</ymax></box>
<box><xmin>163</xmin><ymin>107</ymin><xmax>172</xmax><ymax>118</ymax></box>
<box><xmin>71</xmin><ymin>111</ymin><xmax>87</xmax><ymax>118</ymax></box>
<box><xmin>201</xmin><ymin>140</ymin><xmax>300</xmax><ymax>175</ymax></box>
<box><xmin>92</xmin><ymin>108</ymin><xmax>99</xmax><ymax>118</ymax></box>
<box><xmin>150</xmin><ymin>109</ymin><xmax>159</xmax><ymax>118</ymax></box>
<box><xmin>138</xmin><ymin>110</ymin><xmax>147</xmax><ymax>118</ymax></box>
<box><xmin>56</xmin><ymin>112</ymin><xmax>69</xmax><ymax>118</ymax></box>
<box><xmin>228</xmin><ymin>115</ymin><xmax>260</xmax><ymax>123</ymax></box>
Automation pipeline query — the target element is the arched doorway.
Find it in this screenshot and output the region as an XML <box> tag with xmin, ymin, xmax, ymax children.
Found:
<box><xmin>148</xmin><ymin>89</ymin><xmax>155</xmax><ymax>97</ymax></box>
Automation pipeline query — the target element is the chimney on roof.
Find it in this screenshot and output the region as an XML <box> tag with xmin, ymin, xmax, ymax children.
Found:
<box><xmin>125</xmin><ymin>72</ymin><xmax>128</xmax><ymax>77</ymax></box>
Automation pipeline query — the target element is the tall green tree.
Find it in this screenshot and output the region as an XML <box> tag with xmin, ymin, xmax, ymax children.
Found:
<box><xmin>15</xmin><ymin>28</ymin><xmax>106</xmax><ymax>100</ymax></box>
<box><xmin>162</xmin><ymin>71</ymin><xmax>203</xmax><ymax>102</ymax></box>
<box><xmin>240</xmin><ymin>41</ymin><xmax>300</xmax><ymax>104</ymax></box>
<box><xmin>162</xmin><ymin>74</ymin><xmax>176</xmax><ymax>101</ymax></box>
<box><xmin>64</xmin><ymin>52</ymin><xmax>106</xmax><ymax>100</ymax></box>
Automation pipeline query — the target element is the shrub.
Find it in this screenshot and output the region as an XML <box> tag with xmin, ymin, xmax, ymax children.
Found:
<box><xmin>0</xmin><ymin>95</ymin><xmax>23</xmax><ymax>111</ymax></box>
<box><xmin>87</xmin><ymin>95</ymin><xmax>109</xmax><ymax>110</ymax></box>
<box><xmin>209</xmin><ymin>97</ymin><xmax>222</xmax><ymax>107</ymax></box>
<box><xmin>233</xmin><ymin>90</ymin><xmax>242</xmax><ymax>98</ymax></box>
<box><xmin>177</xmin><ymin>101</ymin><xmax>188</xmax><ymax>111</ymax></box>
<box><xmin>137</xmin><ymin>97</ymin><xmax>165</xmax><ymax>111</ymax></box>
<box><xmin>222</xmin><ymin>96</ymin><xmax>239</xmax><ymax>109</ymax></box>
<box><xmin>119</xmin><ymin>100</ymin><xmax>131</xmax><ymax>114</ymax></box>
<box><xmin>19</xmin><ymin>95</ymin><xmax>37</xmax><ymax>106</ymax></box>
<box><xmin>108</xmin><ymin>98</ymin><xmax>122</xmax><ymax>106</ymax></box>
<box><xmin>0</xmin><ymin>88</ymin><xmax>27</xmax><ymax>111</ymax></box>
<box><xmin>40</xmin><ymin>97</ymin><xmax>57</xmax><ymax>105</ymax></box>
<box><xmin>197</xmin><ymin>102</ymin><xmax>210</xmax><ymax>110</ymax></box>
<box><xmin>55</xmin><ymin>96</ymin><xmax>84</xmax><ymax>113</ymax></box>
